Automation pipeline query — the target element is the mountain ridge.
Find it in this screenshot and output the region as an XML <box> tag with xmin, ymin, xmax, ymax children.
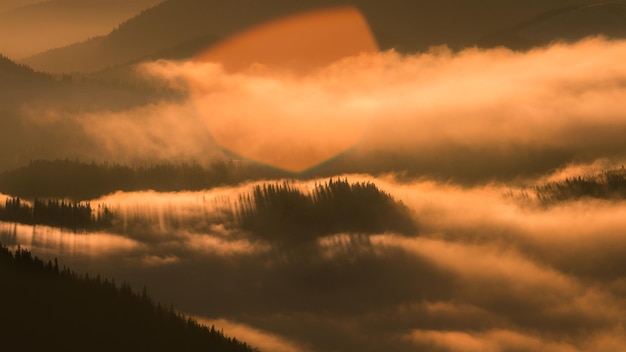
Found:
<box><xmin>21</xmin><ymin>0</ymin><xmax>598</xmax><ymax>73</ymax></box>
<box><xmin>476</xmin><ymin>2</ymin><xmax>626</xmax><ymax>49</ymax></box>
<box><xmin>0</xmin><ymin>0</ymin><xmax>163</xmax><ymax>59</ymax></box>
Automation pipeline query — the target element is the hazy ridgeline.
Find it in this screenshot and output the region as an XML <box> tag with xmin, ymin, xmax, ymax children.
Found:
<box><xmin>1</xmin><ymin>176</ymin><xmax>417</xmax><ymax>240</ymax></box>
<box><xmin>0</xmin><ymin>244</ymin><xmax>256</xmax><ymax>352</ymax></box>
<box><xmin>0</xmin><ymin>159</ymin><xmax>290</xmax><ymax>201</ymax></box>
<box><xmin>5</xmin><ymin>163</ymin><xmax>626</xmax><ymax>238</ymax></box>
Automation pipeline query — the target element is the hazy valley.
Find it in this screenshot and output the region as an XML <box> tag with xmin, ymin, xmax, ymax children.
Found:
<box><xmin>2</xmin><ymin>1</ymin><xmax>626</xmax><ymax>351</ymax></box>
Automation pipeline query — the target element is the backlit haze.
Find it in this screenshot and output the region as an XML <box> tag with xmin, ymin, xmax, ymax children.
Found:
<box><xmin>192</xmin><ymin>6</ymin><xmax>378</xmax><ymax>171</ymax></box>
<box><xmin>2</xmin><ymin>1</ymin><xmax>626</xmax><ymax>352</ymax></box>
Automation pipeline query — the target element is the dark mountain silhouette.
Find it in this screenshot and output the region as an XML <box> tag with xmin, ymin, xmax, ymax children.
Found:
<box><xmin>0</xmin><ymin>0</ymin><xmax>162</xmax><ymax>59</ymax></box>
<box><xmin>0</xmin><ymin>244</ymin><xmax>257</xmax><ymax>352</ymax></box>
<box><xmin>22</xmin><ymin>0</ymin><xmax>597</xmax><ymax>73</ymax></box>
<box><xmin>476</xmin><ymin>3</ymin><xmax>626</xmax><ymax>50</ymax></box>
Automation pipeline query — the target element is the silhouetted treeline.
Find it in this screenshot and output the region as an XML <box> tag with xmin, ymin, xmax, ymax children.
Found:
<box><xmin>0</xmin><ymin>197</ymin><xmax>113</xmax><ymax>231</ymax></box>
<box><xmin>236</xmin><ymin>179</ymin><xmax>417</xmax><ymax>243</ymax></box>
<box><xmin>535</xmin><ymin>168</ymin><xmax>626</xmax><ymax>204</ymax></box>
<box><xmin>0</xmin><ymin>159</ymin><xmax>290</xmax><ymax>200</ymax></box>
<box><xmin>0</xmin><ymin>243</ymin><xmax>257</xmax><ymax>352</ymax></box>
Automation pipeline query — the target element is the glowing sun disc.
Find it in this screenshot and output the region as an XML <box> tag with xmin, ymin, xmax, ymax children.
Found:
<box><xmin>190</xmin><ymin>6</ymin><xmax>379</xmax><ymax>172</ymax></box>
<box><xmin>195</xmin><ymin>6</ymin><xmax>379</xmax><ymax>73</ymax></box>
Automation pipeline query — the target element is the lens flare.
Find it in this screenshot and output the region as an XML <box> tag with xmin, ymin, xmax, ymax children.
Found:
<box><xmin>190</xmin><ymin>6</ymin><xmax>379</xmax><ymax>172</ymax></box>
<box><xmin>194</xmin><ymin>6</ymin><xmax>379</xmax><ymax>73</ymax></box>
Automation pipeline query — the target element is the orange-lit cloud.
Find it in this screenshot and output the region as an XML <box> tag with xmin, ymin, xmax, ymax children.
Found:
<box><xmin>7</xmin><ymin>173</ymin><xmax>626</xmax><ymax>352</ymax></box>
<box><xmin>124</xmin><ymin>37</ymin><xmax>626</xmax><ymax>174</ymax></box>
<box><xmin>407</xmin><ymin>329</ymin><xmax>582</xmax><ymax>352</ymax></box>
<box><xmin>0</xmin><ymin>220</ymin><xmax>140</xmax><ymax>258</ymax></box>
<box><xmin>194</xmin><ymin>317</ymin><xmax>307</xmax><ymax>352</ymax></box>
<box><xmin>15</xmin><ymin>37</ymin><xmax>626</xmax><ymax>176</ymax></box>
<box><xmin>189</xmin><ymin>5</ymin><xmax>377</xmax><ymax>171</ymax></box>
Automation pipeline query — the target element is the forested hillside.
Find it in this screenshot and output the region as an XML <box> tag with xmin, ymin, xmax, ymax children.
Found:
<box><xmin>236</xmin><ymin>179</ymin><xmax>417</xmax><ymax>243</ymax></box>
<box><xmin>0</xmin><ymin>159</ymin><xmax>289</xmax><ymax>200</ymax></box>
<box><xmin>534</xmin><ymin>168</ymin><xmax>626</xmax><ymax>203</ymax></box>
<box><xmin>0</xmin><ymin>244</ymin><xmax>256</xmax><ymax>352</ymax></box>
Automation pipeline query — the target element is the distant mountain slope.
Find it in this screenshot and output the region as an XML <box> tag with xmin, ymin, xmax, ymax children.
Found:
<box><xmin>0</xmin><ymin>53</ymin><xmax>47</xmax><ymax>78</ymax></box>
<box><xmin>0</xmin><ymin>54</ymin><xmax>161</xmax><ymax>108</ymax></box>
<box><xmin>0</xmin><ymin>159</ymin><xmax>289</xmax><ymax>200</ymax></box>
<box><xmin>21</xmin><ymin>0</ymin><xmax>339</xmax><ymax>73</ymax></box>
<box><xmin>0</xmin><ymin>54</ymin><xmax>56</xmax><ymax>102</ymax></box>
<box><xmin>0</xmin><ymin>244</ymin><xmax>256</xmax><ymax>352</ymax></box>
<box><xmin>0</xmin><ymin>0</ymin><xmax>41</xmax><ymax>14</ymax></box>
<box><xmin>0</xmin><ymin>0</ymin><xmax>163</xmax><ymax>59</ymax></box>
<box><xmin>22</xmin><ymin>0</ymin><xmax>596</xmax><ymax>73</ymax></box>
<box><xmin>476</xmin><ymin>3</ymin><xmax>626</xmax><ymax>50</ymax></box>
<box><xmin>0</xmin><ymin>55</ymin><xmax>172</xmax><ymax>172</ymax></box>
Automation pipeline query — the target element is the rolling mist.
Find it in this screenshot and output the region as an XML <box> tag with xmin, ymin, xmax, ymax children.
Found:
<box><xmin>3</xmin><ymin>2</ymin><xmax>626</xmax><ymax>351</ymax></box>
<box><xmin>3</xmin><ymin>171</ymin><xmax>626</xmax><ymax>351</ymax></box>
<box><xmin>10</xmin><ymin>37</ymin><xmax>625</xmax><ymax>179</ymax></box>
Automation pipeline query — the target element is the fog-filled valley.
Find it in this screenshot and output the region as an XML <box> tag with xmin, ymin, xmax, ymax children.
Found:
<box><xmin>3</xmin><ymin>170</ymin><xmax>626</xmax><ymax>351</ymax></box>
<box><xmin>2</xmin><ymin>1</ymin><xmax>626</xmax><ymax>351</ymax></box>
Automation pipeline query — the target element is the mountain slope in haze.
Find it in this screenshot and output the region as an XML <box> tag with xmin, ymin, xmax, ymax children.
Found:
<box><xmin>22</xmin><ymin>0</ymin><xmax>597</xmax><ymax>74</ymax></box>
<box><xmin>0</xmin><ymin>55</ymin><xmax>175</xmax><ymax>172</ymax></box>
<box><xmin>0</xmin><ymin>0</ymin><xmax>163</xmax><ymax>59</ymax></box>
<box><xmin>0</xmin><ymin>54</ymin><xmax>164</xmax><ymax>109</ymax></box>
<box><xmin>0</xmin><ymin>54</ymin><xmax>56</xmax><ymax>103</ymax></box>
<box><xmin>0</xmin><ymin>244</ymin><xmax>256</xmax><ymax>352</ymax></box>
<box><xmin>22</xmin><ymin>0</ymin><xmax>340</xmax><ymax>73</ymax></box>
<box><xmin>476</xmin><ymin>3</ymin><xmax>626</xmax><ymax>50</ymax></box>
<box><xmin>0</xmin><ymin>0</ymin><xmax>40</xmax><ymax>14</ymax></box>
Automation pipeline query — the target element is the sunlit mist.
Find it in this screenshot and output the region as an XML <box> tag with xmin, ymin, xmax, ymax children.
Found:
<box><xmin>8</xmin><ymin>2</ymin><xmax>626</xmax><ymax>352</ymax></box>
<box><xmin>0</xmin><ymin>221</ymin><xmax>139</xmax><ymax>258</ymax></box>
<box><xmin>6</xmin><ymin>172</ymin><xmax>626</xmax><ymax>351</ymax></box>
<box><xmin>131</xmin><ymin>37</ymin><xmax>626</xmax><ymax>174</ymax></box>
<box><xmin>185</xmin><ymin>5</ymin><xmax>378</xmax><ymax>171</ymax></box>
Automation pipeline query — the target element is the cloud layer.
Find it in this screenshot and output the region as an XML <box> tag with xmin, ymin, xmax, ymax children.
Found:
<box><xmin>70</xmin><ymin>37</ymin><xmax>626</xmax><ymax>179</ymax></box>
<box><xmin>3</xmin><ymin>171</ymin><xmax>626</xmax><ymax>351</ymax></box>
<box><xmin>5</xmin><ymin>37</ymin><xmax>626</xmax><ymax>351</ymax></box>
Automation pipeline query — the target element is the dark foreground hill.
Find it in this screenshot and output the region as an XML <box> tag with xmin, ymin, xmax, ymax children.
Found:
<box><xmin>0</xmin><ymin>244</ymin><xmax>256</xmax><ymax>352</ymax></box>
